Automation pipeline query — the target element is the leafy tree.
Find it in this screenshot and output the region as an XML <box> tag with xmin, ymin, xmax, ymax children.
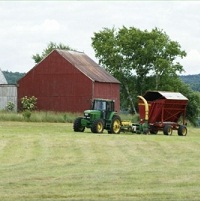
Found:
<box><xmin>162</xmin><ymin>78</ymin><xmax>200</xmax><ymax>126</ymax></box>
<box><xmin>92</xmin><ymin>26</ymin><xmax>186</xmax><ymax>113</ymax></box>
<box><xmin>32</xmin><ymin>42</ymin><xmax>76</xmax><ymax>63</ymax></box>
<box><xmin>186</xmin><ymin>91</ymin><xmax>200</xmax><ymax>126</ymax></box>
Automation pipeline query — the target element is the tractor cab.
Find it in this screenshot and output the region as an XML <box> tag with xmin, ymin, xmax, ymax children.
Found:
<box><xmin>92</xmin><ymin>99</ymin><xmax>114</xmax><ymax>119</ymax></box>
<box><xmin>73</xmin><ymin>98</ymin><xmax>121</xmax><ymax>134</ymax></box>
<box><xmin>92</xmin><ymin>99</ymin><xmax>114</xmax><ymax>111</ymax></box>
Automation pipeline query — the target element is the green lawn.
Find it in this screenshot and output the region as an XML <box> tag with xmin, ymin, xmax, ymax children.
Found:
<box><xmin>0</xmin><ymin>122</ymin><xmax>199</xmax><ymax>201</ymax></box>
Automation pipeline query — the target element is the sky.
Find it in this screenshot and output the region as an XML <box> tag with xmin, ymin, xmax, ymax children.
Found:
<box><xmin>0</xmin><ymin>1</ymin><xmax>200</xmax><ymax>75</ymax></box>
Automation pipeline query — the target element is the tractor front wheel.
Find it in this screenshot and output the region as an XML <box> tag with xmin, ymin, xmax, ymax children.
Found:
<box><xmin>110</xmin><ymin>115</ymin><xmax>121</xmax><ymax>134</ymax></box>
<box><xmin>73</xmin><ymin>117</ymin><xmax>85</xmax><ymax>132</ymax></box>
<box><xmin>163</xmin><ymin>124</ymin><xmax>172</xmax><ymax>135</ymax></box>
<box><xmin>91</xmin><ymin>119</ymin><xmax>104</xmax><ymax>133</ymax></box>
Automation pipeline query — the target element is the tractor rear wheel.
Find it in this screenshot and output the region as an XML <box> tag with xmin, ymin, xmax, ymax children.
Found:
<box><xmin>163</xmin><ymin>124</ymin><xmax>172</xmax><ymax>135</ymax></box>
<box><xmin>73</xmin><ymin>117</ymin><xmax>85</xmax><ymax>132</ymax></box>
<box><xmin>110</xmin><ymin>115</ymin><xmax>121</xmax><ymax>134</ymax></box>
<box><xmin>91</xmin><ymin>119</ymin><xmax>104</xmax><ymax>133</ymax></box>
<box><xmin>178</xmin><ymin>125</ymin><xmax>187</xmax><ymax>136</ymax></box>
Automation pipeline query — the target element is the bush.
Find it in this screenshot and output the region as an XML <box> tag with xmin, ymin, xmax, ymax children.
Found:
<box><xmin>22</xmin><ymin>110</ymin><xmax>32</xmax><ymax>120</ymax></box>
<box><xmin>21</xmin><ymin>96</ymin><xmax>37</xmax><ymax>111</ymax></box>
<box><xmin>6</xmin><ymin>101</ymin><xmax>15</xmax><ymax>112</ymax></box>
<box><xmin>20</xmin><ymin>96</ymin><xmax>37</xmax><ymax>121</ymax></box>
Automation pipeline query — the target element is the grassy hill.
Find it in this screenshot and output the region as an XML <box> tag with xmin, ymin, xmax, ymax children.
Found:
<box><xmin>180</xmin><ymin>74</ymin><xmax>200</xmax><ymax>92</ymax></box>
<box><xmin>0</xmin><ymin>121</ymin><xmax>199</xmax><ymax>201</ymax></box>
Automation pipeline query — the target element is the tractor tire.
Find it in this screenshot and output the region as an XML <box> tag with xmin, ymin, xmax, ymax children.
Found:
<box><xmin>178</xmin><ymin>125</ymin><xmax>187</xmax><ymax>136</ymax></box>
<box><xmin>73</xmin><ymin>117</ymin><xmax>85</xmax><ymax>132</ymax></box>
<box><xmin>163</xmin><ymin>124</ymin><xmax>172</xmax><ymax>135</ymax></box>
<box><xmin>91</xmin><ymin>119</ymin><xmax>104</xmax><ymax>133</ymax></box>
<box><xmin>110</xmin><ymin>115</ymin><xmax>121</xmax><ymax>134</ymax></box>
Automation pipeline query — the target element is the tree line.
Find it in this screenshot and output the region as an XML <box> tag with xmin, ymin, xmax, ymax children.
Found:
<box><xmin>3</xmin><ymin>71</ymin><xmax>25</xmax><ymax>84</ymax></box>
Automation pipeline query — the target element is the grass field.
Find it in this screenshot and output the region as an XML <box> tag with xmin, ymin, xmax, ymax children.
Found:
<box><xmin>0</xmin><ymin>122</ymin><xmax>199</xmax><ymax>201</ymax></box>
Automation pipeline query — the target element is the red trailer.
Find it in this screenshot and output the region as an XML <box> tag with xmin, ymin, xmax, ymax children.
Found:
<box><xmin>138</xmin><ymin>91</ymin><xmax>188</xmax><ymax>136</ymax></box>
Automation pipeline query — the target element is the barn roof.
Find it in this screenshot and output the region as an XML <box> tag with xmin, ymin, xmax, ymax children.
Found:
<box><xmin>56</xmin><ymin>50</ymin><xmax>120</xmax><ymax>84</ymax></box>
<box><xmin>0</xmin><ymin>69</ymin><xmax>7</xmax><ymax>84</ymax></box>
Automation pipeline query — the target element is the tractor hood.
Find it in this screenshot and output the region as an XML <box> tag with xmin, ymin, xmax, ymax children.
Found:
<box><xmin>84</xmin><ymin>109</ymin><xmax>100</xmax><ymax>115</ymax></box>
<box><xmin>84</xmin><ymin>109</ymin><xmax>101</xmax><ymax>119</ymax></box>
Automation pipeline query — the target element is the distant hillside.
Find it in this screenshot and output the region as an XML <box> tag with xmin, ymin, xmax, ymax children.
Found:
<box><xmin>3</xmin><ymin>71</ymin><xmax>25</xmax><ymax>84</ymax></box>
<box><xmin>180</xmin><ymin>74</ymin><xmax>200</xmax><ymax>92</ymax></box>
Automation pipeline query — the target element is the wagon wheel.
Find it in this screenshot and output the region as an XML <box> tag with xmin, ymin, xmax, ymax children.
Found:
<box><xmin>150</xmin><ymin>128</ymin><xmax>158</xmax><ymax>134</ymax></box>
<box><xmin>150</xmin><ymin>126</ymin><xmax>158</xmax><ymax>134</ymax></box>
<box><xmin>73</xmin><ymin>117</ymin><xmax>85</xmax><ymax>132</ymax></box>
<box><xmin>91</xmin><ymin>119</ymin><xmax>104</xmax><ymax>133</ymax></box>
<box><xmin>163</xmin><ymin>124</ymin><xmax>173</xmax><ymax>135</ymax></box>
<box><xmin>178</xmin><ymin>125</ymin><xmax>187</xmax><ymax>136</ymax></box>
<box><xmin>110</xmin><ymin>115</ymin><xmax>121</xmax><ymax>134</ymax></box>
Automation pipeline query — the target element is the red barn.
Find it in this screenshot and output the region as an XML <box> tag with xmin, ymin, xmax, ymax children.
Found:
<box><xmin>18</xmin><ymin>50</ymin><xmax>120</xmax><ymax>113</ymax></box>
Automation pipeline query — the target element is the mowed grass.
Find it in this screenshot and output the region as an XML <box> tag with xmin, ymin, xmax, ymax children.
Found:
<box><xmin>0</xmin><ymin>122</ymin><xmax>199</xmax><ymax>201</ymax></box>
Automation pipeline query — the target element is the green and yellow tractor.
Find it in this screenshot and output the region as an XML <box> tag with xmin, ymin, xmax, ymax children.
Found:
<box><xmin>73</xmin><ymin>98</ymin><xmax>121</xmax><ymax>134</ymax></box>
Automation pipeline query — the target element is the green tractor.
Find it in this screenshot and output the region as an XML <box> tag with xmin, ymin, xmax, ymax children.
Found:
<box><xmin>73</xmin><ymin>98</ymin><xmax>121</xmax><ymax>134</ymax></box>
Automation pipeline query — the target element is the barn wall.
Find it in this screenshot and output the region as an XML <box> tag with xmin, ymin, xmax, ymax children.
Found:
<box><xmin>93</xmin><ymin>82</ymin><xmax>120</xmax><ymax>112</ymax></box>
<box><xmin>0</xmin><ymin>85</ymin><xmax>17</xmax><ymax>111</ymax></box>
<box><xmin>18</xmin><ymin>51</ymin><xmax>93</xmax><ymax>112</ymax></box>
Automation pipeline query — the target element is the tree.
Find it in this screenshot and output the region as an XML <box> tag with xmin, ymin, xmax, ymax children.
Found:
<box><xmin>91</xmin><ymin>26</ymin><xmax>187</xmax><ymax>113</ymax></box>
<box><xmin>32</xmin><ymin>42</ymin><xmax>76</xmax><ymax>63</ymax></box>
<box><xmin>176</xmin><ymin>80</ymin><xmax>200</xmax><ymax>126</ymax></box>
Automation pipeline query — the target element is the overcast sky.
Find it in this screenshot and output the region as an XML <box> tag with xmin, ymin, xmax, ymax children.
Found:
<box><xmin>0</xmin><ymin>1</ymin><xmax>200</xmax><ymax>75</ymax></box>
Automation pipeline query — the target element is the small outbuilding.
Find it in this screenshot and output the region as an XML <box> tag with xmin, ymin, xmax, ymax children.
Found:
<box><xmin>0</xmin><ymin>69</ymin><xmax>17</xmax><ymax>111</ymax></box>
<box><xmin>17</xmin><ymin>50</ymin><xmax>120</xmax><ymax>113</ymax></box>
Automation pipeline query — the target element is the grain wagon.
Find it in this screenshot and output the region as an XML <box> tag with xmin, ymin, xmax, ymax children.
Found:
<box><xmin>122</xmin><ymin>91</ymin><xmax>188</xmax><ymax>136</ymax></box>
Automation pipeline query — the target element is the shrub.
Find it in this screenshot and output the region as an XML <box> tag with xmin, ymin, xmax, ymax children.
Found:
<box><xmin>21</xmin><ymin>96</ymin><xmax>37</xmax><ymax>111</ymax></box>
<box><xmin>21</xmin><ymin>96</ymin><xmax>37</xmax><ymax>120</ymax></box>
<box><xmin>6</xmin><ymin>101</ymin><xmax>15</xmax><ymax>112</ymax></box>
<box><xmin>22</xmin><ymin>110</ymin><xmax>32</xmax><ymax>120</ymax></box>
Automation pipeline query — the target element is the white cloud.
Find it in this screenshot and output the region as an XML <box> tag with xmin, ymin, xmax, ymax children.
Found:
<box><xmin>31</xmin><ymin>19</ymin><xmax>60</xmax><ymax>34</ymax></box>
<box><xmin>181</xmin><ymin>49</ymin><xmax>200</xmax><ymax>75</ymax></box>
<box><xmin>2</xmin><ymin>19</ymin><xmax>60</xmax><ymax>36</ymax></box>
<box><xmin>187</xmin><ymin>50</ymin><xmax>200</xmax><ymax>62</ymax></box>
